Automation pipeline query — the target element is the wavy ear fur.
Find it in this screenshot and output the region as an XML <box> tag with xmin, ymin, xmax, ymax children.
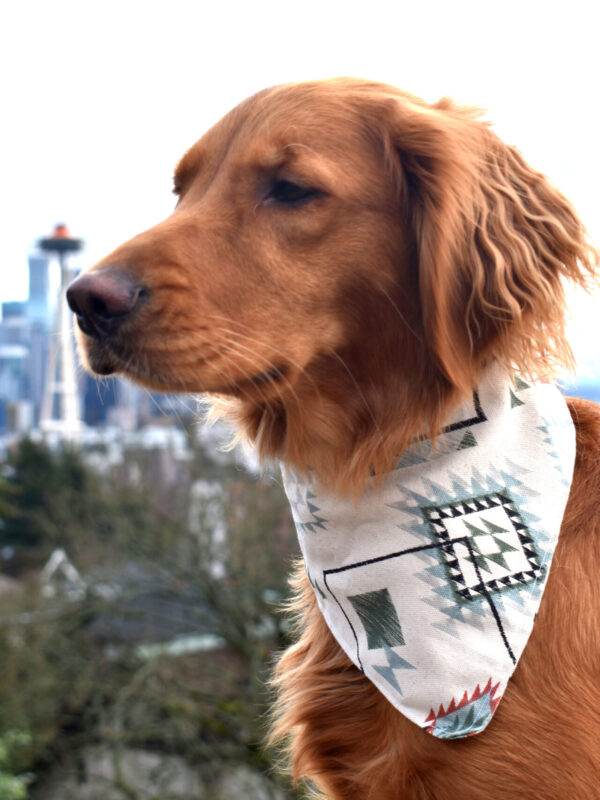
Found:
<box><xmin>382</xmin><ymin>95</ymin><xmax>597</xmax><ymax>394</ymax></box>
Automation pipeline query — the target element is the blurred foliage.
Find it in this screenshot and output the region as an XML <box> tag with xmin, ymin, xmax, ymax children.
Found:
<box><xmin>0</xmin><ymin>473</ymin><xmax>15</xmax><ymax>521</ymax></box>
<box><xmin>1</xmin><ymin>438</ymin><xmax>174</xmax><ymax>572</ymax></box>
<box><xmin>0</xmin><ymin>730</ymin><xmax>31</xmax><ymax>800</ymax></box>
<box><xmin>0</xmin><ymin>436</ymin><xmax>305</xmax><ymax>798</ymax></box>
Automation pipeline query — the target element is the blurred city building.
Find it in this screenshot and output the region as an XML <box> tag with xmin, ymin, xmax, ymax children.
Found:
<box><xmin>0</xmin><ymin>242</ymin><xmax>198</xmax><ymax>442</ymax></box>
<box><xmin>38</xmin><ymin>224</ymin><xmax>84</xmax><ymax>436</ymax></box>
<box><xmin>0</xmin><ymin>256</ymin><xmax>52</xmax><ymax>432</ymax></box>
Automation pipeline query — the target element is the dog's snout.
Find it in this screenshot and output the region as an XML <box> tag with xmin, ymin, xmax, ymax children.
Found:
<box><xmin>67</xmin><ymin>269</ymin><xmax>145</xmax><ymax>337</ymax></box>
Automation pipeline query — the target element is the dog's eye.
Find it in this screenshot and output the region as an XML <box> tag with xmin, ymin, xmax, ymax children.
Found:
<box><xmin>266</xmin><ymin>179</ymin><xmax>321</xmax><ymax>206</ymax></box>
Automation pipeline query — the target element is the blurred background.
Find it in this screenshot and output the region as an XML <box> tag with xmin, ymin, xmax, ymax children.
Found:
<box><xmin>0</xmin><ymin>1</ymin><xmax>598</xmax><ymax>798</ymax></box>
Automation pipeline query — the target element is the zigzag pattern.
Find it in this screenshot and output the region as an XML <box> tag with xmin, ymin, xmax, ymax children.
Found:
<box><xmin>372</xmin><ymin>645</ymin><xmax>415</xmax><ymax>695</ymax></box>
<box><xmin>538</xmin><ymin>413</ymin><xmax>575</xmax><ymax>489</ymax></box>
<box><xmin>424</xmin><ymin>678</ymin><xmax>502</xmax><ymax>738</ymax></box>
<box><xmin>394</xmin><ymin>426</ymin><xmax>479</xmax><ymax>470</ymax></box>
<box><xmin>428</xmin><ymin>494</ymin><xmax>544</xmax><ymax>603</ymax></box>
<box><xmin>386</xmin><ymin>457</ymin><xmax>552</xmax><ymax>637</ymax></box>
<box><xmin>287</xmin><ymin>481</ymin><xmax>328</xmax><ymax>533</ymax></box>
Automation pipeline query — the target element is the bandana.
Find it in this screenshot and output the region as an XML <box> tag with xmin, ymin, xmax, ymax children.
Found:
<box><xmin>282</xmin><ymin>366</ymin><xmax>575</xmax><ymax>739</ymax></box>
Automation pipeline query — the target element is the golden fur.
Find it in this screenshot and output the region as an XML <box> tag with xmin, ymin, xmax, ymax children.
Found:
<box><xmin>71</xmin><ymin>79</ymin><xmax>600</xmax><ymax>798</ymax></box>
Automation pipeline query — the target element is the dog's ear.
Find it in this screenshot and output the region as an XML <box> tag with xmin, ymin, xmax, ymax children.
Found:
<box><xmin>381</xmin><ymin>95</ymin><xmax>596</xmax><ymax>394</ymax></box>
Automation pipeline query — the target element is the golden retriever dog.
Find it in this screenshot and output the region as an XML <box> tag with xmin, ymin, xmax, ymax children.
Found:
<box><xmin>67</xmin><ymin>79</ymin><xmax>600</xmax><ymax>799</ymax></box>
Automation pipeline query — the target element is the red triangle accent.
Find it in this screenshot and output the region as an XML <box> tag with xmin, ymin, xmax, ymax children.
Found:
<box><xmin>482</xmin><ymin>677</ymin><xmax>492</xmax><ymax>695</ymax></box>
<box><xmin>425</xmin><ymin>709</ymin><xmax>436</xmax><ymax>723</ymax></box>
<box><xmin>447</xmin><ymin>697</ymin><xmax>457</xmax><ymax>714</ymax></box>
<box><xmin>471</xmin><ymin>683</ymin><xmax>482</xmax><ymax>702</ymax></box>
<box><xmin>458</xmin><ymin>691</ymin><xmax>469</xmax><ymax>709</ymax></box>
<box><xmin>438</xmin><ymin>704</ymin><xmax>446</xmax><ymax>717</ymax></box>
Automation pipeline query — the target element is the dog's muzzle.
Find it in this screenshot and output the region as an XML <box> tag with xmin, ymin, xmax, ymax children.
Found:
<box><xmin>66</xmin><ymin>268</ymin><xmax>146</xmax><ymax>338</ymax></box>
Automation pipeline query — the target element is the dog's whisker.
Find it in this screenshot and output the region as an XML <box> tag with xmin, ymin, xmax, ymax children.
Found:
<box><xmin>212</xmin><ymin>340</ymin><xmax>279</xmax><ymax>411</ymax></box>
<box><xmin>208</xmin><ymin>323</ymin><xmax>315</xmax><ymax>392</ymax></box>
<box><xmin>216</xmin><ymin>347</ymin><xmax>280</xmax><ymax>422</ymax></box>
<box><xmin>217</xmin><ymin>333</ymin><xmax>318</xmax><ymax>413</ymax></box>
<box><xmin>378</xmin><ymin>285</ymin><xmax>424</xmax><ymax>345</ymax></box>
<box><xmin>218</xmin><ymin>337</ymin><xmax>304</xmax><ymax>412</ymax></box>
<box><xmin>162</xmin><ymin>391</ymin><xmax>189</xmax><ymax>429</ymax></box>
<box><xmin>326</xmin><ymin>348</ymin><xmax>386</xmax><ymax>450</ymax></box>
<box><xmin>207</xmin><ymin>316</ymin><xmax>302</xmax><ymax>363</ymax></box>
<box><xmin>207</xmin><ymin>316</ymin><xmax>324</xmax><ymax>397</ymax></box>
<box><xmin>144</xmin><ymin>386</ymin><xmax>169</xmax><ymax>419</ymax></box>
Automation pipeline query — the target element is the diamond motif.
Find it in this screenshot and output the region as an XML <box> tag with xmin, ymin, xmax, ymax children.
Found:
<box><xmin>421</xmin><ymin>490</ymin><xmax>543</xmax><ymax>604</ymax></box>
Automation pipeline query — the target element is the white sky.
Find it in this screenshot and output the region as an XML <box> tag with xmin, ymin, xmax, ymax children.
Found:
<box><xmin>2</xmin><ymin>0</ymin><xmax>599</xmax><ymax>373</ymax></box>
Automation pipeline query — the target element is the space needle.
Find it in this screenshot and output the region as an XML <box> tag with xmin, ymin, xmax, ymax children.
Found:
<box><xmin>38</xmin><ymin>224</ymin><xmax>84</xmax><ymax>438</ymax></box>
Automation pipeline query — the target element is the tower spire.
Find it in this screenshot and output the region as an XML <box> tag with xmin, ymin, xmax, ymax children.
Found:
<box><xmin>39</xmin><ymin>224</ymin><xmax>84</xmax><ymax>438</ymax></box>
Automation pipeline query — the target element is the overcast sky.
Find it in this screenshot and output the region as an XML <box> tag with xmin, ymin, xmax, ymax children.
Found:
<box><xmin>2</xmin><ymin>0</ymin><xmax>599</xmax><ymax>372</ymax></box>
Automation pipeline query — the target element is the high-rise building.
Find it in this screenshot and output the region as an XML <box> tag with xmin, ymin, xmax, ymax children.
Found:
<box><xmin>27</xmin><ymin>255</ymin><xmax>52</xmax><ymax>325</ymax></box>
<box><xmin>38</xmin><ymin>226</ymin><xmax>83</xmax><ymax>437</ymax></box>
<box><xmin>0</xmin><ymin>255</ymin><xmax>54</xmax><ymax>431</ymax></box>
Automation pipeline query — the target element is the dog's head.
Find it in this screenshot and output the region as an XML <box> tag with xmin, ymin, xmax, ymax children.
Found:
<box><xmin>68</xmin><ymin>79</ymin><xmax>596</xmax><ymax>490</ymax></box>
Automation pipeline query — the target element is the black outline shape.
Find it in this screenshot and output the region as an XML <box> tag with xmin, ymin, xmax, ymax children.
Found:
<box><xmin>463</xmin><ymin>537</ymin><xmax>516</xmax><ymax>664</ymax></box>
<box><xmin>392</xmin><ymin>391</ymin><xmax>486</xmax><ymax>473</ymax></box>
<box><xmin>422</xmin><ymin>492</ymin><xmax>542</xmax><ymax>604</ymax></box>
<box><xmin>322</xmin><ymin>523</ymin><xmax>519</xmax><ymax>671</ymax></box>
<box><xmin>443</xmin><ymin>391</ymin><xmax>486</xmax><ymax>433</ymax></box>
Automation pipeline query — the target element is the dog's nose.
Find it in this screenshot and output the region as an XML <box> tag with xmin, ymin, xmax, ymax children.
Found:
<box><xmin>67</xmin><ymin>269</ymin><xmax>145</xmax><ymax>337</ymax></box>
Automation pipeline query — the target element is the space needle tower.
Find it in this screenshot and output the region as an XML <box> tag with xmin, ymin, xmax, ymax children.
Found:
<box><xmin>39</xmin><ymin>224</ymin><xmax>84</xmax><ymax>437</ymax></box>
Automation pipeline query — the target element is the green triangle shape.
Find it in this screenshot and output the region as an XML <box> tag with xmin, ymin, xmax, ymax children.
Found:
<box><xmin>463</xmin><ymin>520</ymin><xmax>488</xmax><ymax>538</ymax></box>
<box><xmin>492</xmin><ymin>534</ymin><xmax>519</xmax><ymax>554</ymax></box>
<box><xmin>485</xmin><ymin>551</ymin><xmax>510</xmax><ymax>571</ymax></box>
<box><xmin>481</xmin><ymin>517</ymin><xmax>510</xmax><ymax>535</ymax></box>
<box><xmin>509</xmin><ymin>388</ymin><xmax>525</xmax><ymax>408</ymax></box>
<box><xmin>470</xmin><ymin>537</ymin><xmax>482</xmax><ymax>554</ymax></box>
<box><xmin>457</xmin><ymin>429</ymin><xmax>477</xmax><ymax>450</ymax></box>
<box><xmin>514</xmin><ymin>376</ymin><xmax>530</xmax><ymax>391</ymax></box>
<box><xmin>473</xmin><ymin>554</ymin><xmax>493</xmax><ymax>574</ymax></box>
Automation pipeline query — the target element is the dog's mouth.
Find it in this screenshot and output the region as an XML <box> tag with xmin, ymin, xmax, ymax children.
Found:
<box><xmin>81</xmin><ymin>333</ymin><xmax>289</xmax><ymax>397</ymax></box>
<box><xmin>80</xmin><ymin>338</ymin><xmax>121</xmax><ymax>377</ymax></box>
<box><xmin>249</xmin><ymin>365</ymin><xmax>286</xmax><ymax>386</ymax></box>
<box><xmin>228</xmin><ymin>364</ymin><xmax>289</xmax><ymax>398</ymax></box>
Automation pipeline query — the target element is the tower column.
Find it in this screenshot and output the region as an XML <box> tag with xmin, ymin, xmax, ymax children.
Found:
<box><xmin>39</xmin><ymin>224</ymin><xmax>84</xmax><ymax>438</ymax></box>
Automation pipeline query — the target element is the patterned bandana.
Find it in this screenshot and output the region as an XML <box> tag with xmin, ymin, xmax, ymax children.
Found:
<box><xmin>282</xmin><ymin>366</ymin><xmax>575</xmax><ymax>739</ymax></box>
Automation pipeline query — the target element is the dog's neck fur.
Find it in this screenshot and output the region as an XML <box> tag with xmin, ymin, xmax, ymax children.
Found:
<box><xmin>222</xmin><ymin>278</ymin><xmax>475</xmax><ymax>496</ymax></box>
<box><xmin>227</xmin><ymin>351</ymin><xmax>465</xmax><ymax>496</ymax></box>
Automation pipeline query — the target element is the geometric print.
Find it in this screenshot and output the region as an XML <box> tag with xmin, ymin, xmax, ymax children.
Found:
<box><xmin>421</xmin><ymin>491</ymin><xmax>543</xmax><ymax>605</ymax></box>
<box><xmin>314</xmin><ymin>455</ymin><xmax>556</xmax><ymax>723</ymax></box>
<box><xmin>424</xmin><ymin>678</ymin><xmax>502</xmax><ymax>739</ymax></box>
<box><xmin>372</xmin><ymin>646</ymin><xmax>415</xmax><ymax>695</ymax></box>
<box><xmin>282</xmin><ymin>366</ymin><xmax>576</xmax><ymax>739</ymax></box>
<box><xmin>443</xmin><ymin>389</ymin><xmax>487</xmax><ymax>432</ymax></box>
<box><xmin>387</xmin><ymin>463</ymin><xmax>552</xmax><ymax>654</ymax></box>
<box><xmin>348</xmin><ymin>588</ymin><xmax>406</xmax><ymax>649</ymax></box>
<box><xmin>394</xmin><ymin>382</ymin><xmax>531</xmax><ymax>470</ymax></box>
<box><xmin>286</xmin><ymin>481</ymin><xmax>327</xmax><ymax>533</ymax></box>
<box><xmin>321</xmin><ymin>488</ymin><xmax>532</xmax><ymax>670</ymax></box>
<box><xmin>345</xmin><ymin>591</ymin><xmax>415</xmax><ymax>695</ymax></box>
<box><xmin>394</xmin><ymin>391</ymin><xmax>486</xmax><ymax>469</ymax></box>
